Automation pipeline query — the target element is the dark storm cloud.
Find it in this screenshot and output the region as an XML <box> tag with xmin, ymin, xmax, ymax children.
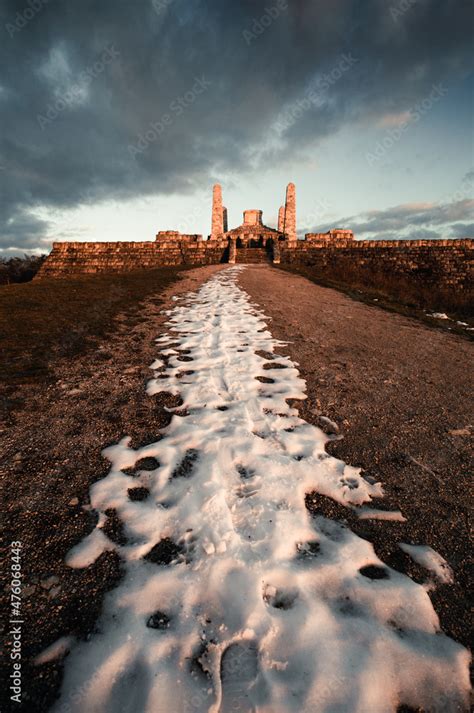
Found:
<box><xmin>450</xmin><ymin>222</ymin><xmax>474</xmax><ymax>238</ymax></box>
<box><xmin>312</xmin><ymin>198</ymin><xmax>474</xmax><ymax>240</ymax></box>
<box><xmin>1</xmin><ymin>0</ymin><xmax>473</xmax><ymax>250</ymax></box>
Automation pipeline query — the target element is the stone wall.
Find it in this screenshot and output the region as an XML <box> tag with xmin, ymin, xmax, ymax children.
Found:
<box><xmin>280</xmin><ymin>238</ymin><xmax>474</xmax><ymax>308</ymax></box>
<box><xmin>155</xmin><ymin>231</ymin><xmax>203</xmax><ymax>242</ymax></box>
<box><xmin>306</xmin><ymin>229</ymin><xmax>354</xmax><ymax>242</ymax></box>
<box><xmin>36</xmin><ymin>240</ymin><xmax>228</xmax><ymax>278</ymax></box>
<box><xmin>37</xmin><ymin>237</ymin><xmax>474</xmax><ymax>312</ymax></box>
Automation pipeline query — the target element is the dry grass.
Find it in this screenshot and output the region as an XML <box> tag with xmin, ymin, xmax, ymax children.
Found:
<box><xmin>0</xmin><ymin>267</ymin><xmax>187</xmax><ymax>387</ymax></box>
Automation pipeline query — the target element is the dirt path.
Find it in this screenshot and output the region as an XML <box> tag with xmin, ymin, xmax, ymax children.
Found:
<box><xmin>2</xmin><ymin>264</ymin><xmax>471</xmax><ymax>713</ymax></box>
<box><xmin>239</xmin><ymin>265</ymin><xmax>473</xmax><ymax>649</ymax></box>
<box><xmin>1</xmin><ymin>265</ymin><xmax>223</xmax><ymax>713</ymax></box>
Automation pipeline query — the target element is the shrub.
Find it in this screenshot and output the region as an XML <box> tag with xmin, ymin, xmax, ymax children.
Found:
<box><xmin>0</xmin><ymin>254</ymin><xmax>46</xmax><ymax>285</ymax></box>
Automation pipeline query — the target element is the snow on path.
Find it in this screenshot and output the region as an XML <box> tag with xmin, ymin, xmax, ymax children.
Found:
<box><xmin>53</xmin><ymin>267</ymin><xmax>470</xmax><ymax>713</ymax></box>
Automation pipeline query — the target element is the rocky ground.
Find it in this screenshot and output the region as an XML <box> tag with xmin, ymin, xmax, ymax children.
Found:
<box><xmin>1</xmin><ymin>263</ymin><xmax>472</xmax><ymax>712</ymax></box>
<box><xmin>0</xmin><ymin>266</ymin><xmax>222</xmax><ymax>712</ymax></box>
<box><xmin>239</xmin><ymin>266</ymin><xmax>473</xmax><ymax>649</ymax></box>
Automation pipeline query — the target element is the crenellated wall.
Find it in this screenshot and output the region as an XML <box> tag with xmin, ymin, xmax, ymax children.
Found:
<box><xmin>36</xmin><ymin>240</ymin><xmax>229</xmax><ymax>278</ymax></box>
<box><xmin>37</xmin><ymin>237</ymin><xmax>473</xmax><ymax>313</ymax></box>
<box><xmin>35</xmin><ymin>178</ymin><xmax>472</xmax><ymax>314</ymax></box>
<box><xmin>280</xmin><ymin>238</ymin><xmax>474</xmax><ymax>307</ymax></box>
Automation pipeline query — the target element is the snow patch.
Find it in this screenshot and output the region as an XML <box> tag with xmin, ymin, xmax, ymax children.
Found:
<box><xmin>34</xmin><ymin>636</ymin><xmax>74</xmax><ymax>665</ymax></box>
<box><xmin>428</xmin><ymin>312</ymin><xmax>450</xmax><ymax>320</ymax></box>
<box><xmin>399</xmin><ymin>543</ymin><xmax>454</xmax><ymax>584</ymax></box>
<box><xmin>66</xmin><ymin>528</ymin><xmax>115</xmax><ymax>568</ymax></box>
<box><xmin>53</xmin><ymin>267</ymin><xmax>470</xmax><ymax>713</ymax></box>
<box><xmin>357</xmin><ymin>507</ymin><xmax>407</xmax><ymax>522</ymax></box>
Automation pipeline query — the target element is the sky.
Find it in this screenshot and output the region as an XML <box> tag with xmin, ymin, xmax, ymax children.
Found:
<box><xmin>1</xmin><ymin>0</ymin><xmax>473</xmax><ymax>255</ymax></box>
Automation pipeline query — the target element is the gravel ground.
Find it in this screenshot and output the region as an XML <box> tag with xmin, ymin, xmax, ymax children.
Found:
<box><xmin>1</xmin><ymin>262</ymin><xmax>471</xmax><ymax>712</ymax></box>
<box><xmin>239</xmin><ymin>265</ymin><xmax>473</xmax><ymax>652</ymax></box>
<box><xmin>0</xmin><ymin>265</ymin><xmax>222</xmax><ymax>713</ymax></box>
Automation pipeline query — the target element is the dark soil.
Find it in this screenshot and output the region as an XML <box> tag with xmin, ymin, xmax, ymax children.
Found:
<box><xmin>239</xmin><ymin>265</ymin><xmax>473</xmax><ymax>651</ymax></box>
<box><xmin>0</xmin><ymin>265</ymin><xmax>222</xmax><ymax>713</ymax></box>
<box><xmin>1</xmin><ymin>262</ymin><xmax>471</xmax><ymax>711</ymax></box>
<box><xmin>277</xmin><ymin>263</ymin><xmax>474</xmax><ymax>337</ymax></box>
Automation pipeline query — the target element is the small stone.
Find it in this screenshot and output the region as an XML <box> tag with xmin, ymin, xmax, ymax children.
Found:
<box><xmin>22</xmin><ymin>585</ymin><xmax>37</xmax><ymax>597</ymax></box>
<box><xmin>68</xmin><ymin>497</ymin><xmax>79</xmax><ymax>506</ymax></box>
<box><xmin>147</xmin><ymin>611</ymin><xmax>171</xmax><ymax>630</ymax></box>
<box><xmin>448</xmin><ymin>427</ymin><xmax>471</xmax><ymax>437</ymax></box>
<box><xmin>318</xmin><ymin>416</ymin><xmax>340</xmax><ymax>435</ymax></box>
<box><xmin>41</xmin><ymin>575</ymin><xmax>60</xmax><ymax>590</ymax></box>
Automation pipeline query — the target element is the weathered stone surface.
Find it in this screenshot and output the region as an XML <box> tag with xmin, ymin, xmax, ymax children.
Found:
<box><xmin>243</xmin><ymin>210</ymin><xmax>263</xmax><ymax>226</ymax></box>
<box><xmin>36</xmin><ymin>241</ymin><xmax>228</xmax><ymax>277</ymax></box>
<box><xmin>284</xmin><ymin>183</ymin><xmax>296</xmax><ymax>241</ymax></box>
<box><xmin>280</xmin><ymin>239</ymin><xmax>474</xmax><ymax>297</ymax></box>
<box><xmin>35</xmin><ymin>182</ymin><xmax>474</xmax><ymax>301</ymax></box>
<box><xmin>278</xmin><ymin>206</ymin><xmax>285</xmax><ymax>232</ymax></box>
<box><xmin>156</xmin><ymin>231</ymin><xmax>202</xmax><ymax>242</ymax></box>
<box><xmin>228</xmin><ymin>237</ymin><xmax>236</xmax><ymax>264</ymax></box>
<box><xmin>211</xmin><ymin>184</ymin><xmax>224</xmax><ymax>238</ymax></box>
<box><xmin>306</xmin><ymin>229</ymin><xmax>354</xmax><ymax>242</ymax></box>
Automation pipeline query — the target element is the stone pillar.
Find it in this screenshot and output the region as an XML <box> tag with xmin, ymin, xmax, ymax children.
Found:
<box><xmin>223</xmin><ymin>207</ymin><xmax>228</xmax><ymax>232</ymax></box>
<box><xmin>211</xmin><ymin>184</ymin><xmax>224</xmax><ymax>238</ymax></box>
<box><xmin>278</xmin><ymin>206</ymin><xmax>285</xmax><ymax>233</ymax></box>
<box><xmin>272</xmin><ymin>237</ymin><xmax>281</xmax><ymax>264</ymax></box>
<box><xmin>284</xmin><ymin>183</ymin><xmax>296</xmax><ymax>241</ymax></box>
<box><xmin>228</xmin><ymin>237</ymin><xmax>236</xmax><ymax>264</ymax></box>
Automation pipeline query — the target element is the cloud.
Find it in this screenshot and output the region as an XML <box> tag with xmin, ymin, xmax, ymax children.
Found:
<box><xmin>1</xmin><ymin>0</ymin><xmax>473</xmax><ymax>251</ymax></box>
<box><xmin>0</xmin><ymin>208</ymin><xmax>51</xmax><ymax>253</ymax></box>
<box><xmin>310</xmin><ymin>198</ymin><xmax>474</xmax><ymax>240</ymax></box>
<box><xmin>375</xmin><ymin>110</ymin><xmax>413</xmax><ymax>128</ymax></box>
<box><xmin>450</xmin><ymin>222</ymin><xmax>474</xmax><ymax>238</ymax></box>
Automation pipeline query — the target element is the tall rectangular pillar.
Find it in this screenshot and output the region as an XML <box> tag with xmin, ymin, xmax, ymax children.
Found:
<box><xmin>211</xmin><ymin>184</ymin><xmax>224</xmax><ymax>238</ymax></box>
<box><xmin>278</xmin><ymin>206</ymin><xmax>285</xmax><ymax>232</ymax></box>
<box><xmin>284</xmin><ymin>183</ymin><xmax>296</xmax><ymax>241</ymax></box>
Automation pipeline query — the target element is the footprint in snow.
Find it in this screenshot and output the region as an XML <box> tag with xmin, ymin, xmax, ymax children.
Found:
<box><xmin>220</xmin><ymin>641</ymin><xmax>259</xmax><ymax>713</ymax></box>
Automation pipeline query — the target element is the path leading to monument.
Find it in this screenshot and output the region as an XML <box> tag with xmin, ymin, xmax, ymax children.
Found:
<box><xmin>238</xmin><ymin>265</ymin><xmax>473</xmax><ymax>650</ymax></box>
<box><xmin>50</xmin><ymin>267</ymin><xmax>470</xmax><ymax>713</ymax></box>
